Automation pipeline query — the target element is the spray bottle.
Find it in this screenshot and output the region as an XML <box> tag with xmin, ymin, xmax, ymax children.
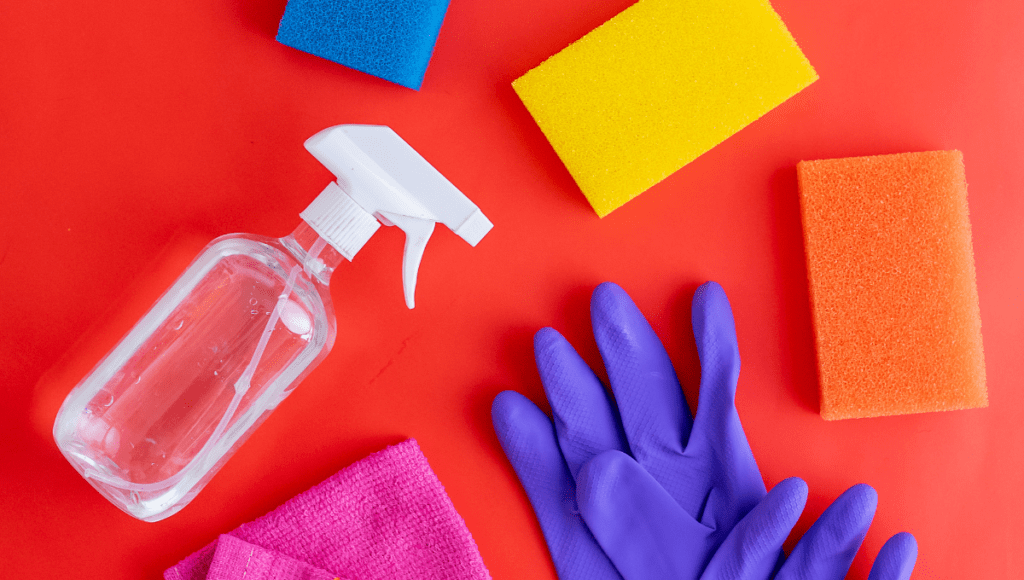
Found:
<box><xmin>52</xmin><ymin>125</ymin><xmax>492</xmax><ymax>522</ymax></box>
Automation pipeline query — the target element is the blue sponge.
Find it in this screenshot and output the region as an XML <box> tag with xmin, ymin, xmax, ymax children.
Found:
<box><xmin>276</xmin><ymin>0</ymin><xmax>450</xmax><ymax>90</ymax></box>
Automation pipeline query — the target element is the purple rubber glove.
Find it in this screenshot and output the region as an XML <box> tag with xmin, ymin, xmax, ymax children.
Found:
<box><xmin>577</xmin><ymin>449</ymin><xmax>918</xmax><ymax>580</ymax></box>
<box><xmin>492</xmin><ymin>281</ymin><xmax>766</xmax><ymax>579</ymax></box>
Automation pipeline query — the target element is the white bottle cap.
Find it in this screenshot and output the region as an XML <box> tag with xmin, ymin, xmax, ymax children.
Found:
<box><xmin>300</xmin><ymin>182</ymin><xmax>380</xmax><ymax>261</ymax></box>
<box><xmin>300</xmin><ymin>125</ymin><xmax>493</xmax><ymax>308</ymax></box>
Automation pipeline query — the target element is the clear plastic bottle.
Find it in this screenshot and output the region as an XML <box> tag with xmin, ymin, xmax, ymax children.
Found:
<box><xmin>52</xmin><ymin>125</ymin><xmax>491</xmax><ymax>521</ymax></box>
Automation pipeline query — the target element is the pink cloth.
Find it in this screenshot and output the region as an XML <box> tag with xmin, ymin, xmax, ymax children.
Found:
<box><xmin>206</xmin><ymin>535</ymin><xmax>338</xmax><ymax>580</ymax></box>
<box><xmin>165</xmin><ymin>439</ymin><xmax>491</xmax><ymax>580</ymax></box>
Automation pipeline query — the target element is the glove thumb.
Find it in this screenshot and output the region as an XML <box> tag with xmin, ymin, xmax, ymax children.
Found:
<box><xmin>576</xmin><ymin>450</ymin><xmax>715</xmax><ymax>580</ymax></box>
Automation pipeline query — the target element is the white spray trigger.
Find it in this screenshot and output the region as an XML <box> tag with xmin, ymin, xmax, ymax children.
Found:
<box><xmin>378</xmin><ymin>211</ymin><xmax>435</xmax><ymax>308</ymax></box>
<box><xmin>301</xmin><ymin>125</ymin><xmax>493</xmax><ymax>308</ymax></box>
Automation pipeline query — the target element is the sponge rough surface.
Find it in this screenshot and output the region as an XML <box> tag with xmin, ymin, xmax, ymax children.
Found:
<box><xmin>513</xmin><ymin>0</ymin><xmax>818</xmax><ymax>217</ymax></box>
<box><xmin>798</xmin><ymin>151</ymin><xmax>987</xmax><ymax>420</ymax></box>
<box><xmin>276</xmin><ymin>0</ymin><xmax>450</xmax><ymax>90</ymax></box>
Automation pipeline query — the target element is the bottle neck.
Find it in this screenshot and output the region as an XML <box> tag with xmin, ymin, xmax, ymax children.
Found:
<box><xmin>281</xmin><ymin>221</ymin><xmax>346</xmax><ymax>286</ymax></box>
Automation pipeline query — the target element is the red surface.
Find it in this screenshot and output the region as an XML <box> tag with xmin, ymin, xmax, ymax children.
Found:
<box><xmin>1</xmin><ymin>0</ymin><xmax>1021</xmax><ymax>578</ymax></box>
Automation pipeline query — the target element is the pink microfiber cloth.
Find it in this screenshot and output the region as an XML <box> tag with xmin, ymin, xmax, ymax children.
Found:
<box><xmin>165</xmin><ymin>439</ymin><xmax>491</xmax><ymax>580</ymax></box>
<box><xmin>205</xmin><ymin>535</ymin><xmax>338</xmax><ymax>580</ymax></box>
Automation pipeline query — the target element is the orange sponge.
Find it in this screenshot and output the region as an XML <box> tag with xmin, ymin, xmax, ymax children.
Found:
<box><xmin>797</xmin><ymin>151</ymin><xmax>987</xmax><ymax>420</ymax></box>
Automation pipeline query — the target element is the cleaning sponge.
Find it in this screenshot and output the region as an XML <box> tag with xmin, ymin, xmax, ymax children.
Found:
<box><xmin>276</xmin><ymin>0</ymin><xmax>450</xmax><ymax>90</ymax></box>
<box><xmin>513</xmin><ymin>0</ymin><xmax>818</xmax><ymax>217</ymax></box>
<box><xmin>798</xmin><ymin>151</ymin><xmax>987</xmax><ymax>420</ymax></box>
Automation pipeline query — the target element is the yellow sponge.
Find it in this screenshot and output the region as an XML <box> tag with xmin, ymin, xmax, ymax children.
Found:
<box><xmin>513</xmin><ymin>0</ymin><xmax>818</xmax><ymax>217</ymax></box>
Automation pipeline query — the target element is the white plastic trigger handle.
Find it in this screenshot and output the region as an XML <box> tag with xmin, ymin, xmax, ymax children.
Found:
<box><xmin>379</xmin><ymin>212</ymin><xmax>435</xmax><ymax>308</ymax></box>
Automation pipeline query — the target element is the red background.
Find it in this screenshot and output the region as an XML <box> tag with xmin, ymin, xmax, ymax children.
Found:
<box><xmin>2</xmin><ymin>0</ymin><xmax>1021</xmax><ymax>578</ymax></box>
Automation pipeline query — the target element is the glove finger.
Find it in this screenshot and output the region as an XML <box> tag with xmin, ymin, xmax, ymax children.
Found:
<box><xmin>590</xmin><ymin>282</ymin><xmax>692</xmax><ymax>472</ymax></box>
<box><xmin>776</xmin><ymin>483</ymin><xmax>878</xmax><ymax>580</ymax></box>
<box><xmin>700</xmin><ymin>477</ymin><xmax>808</xmax><ymax>580</ymax></box>
<box><xmin>686</xmin><ymin>281</ymin><xmax>765</xmax><ymax>528</ymax></box>
<box><xmin>491</xmin><ymin>391</ymin><xmax>621</xmax><ymax>580</ymax></box>
<box><xmin>576</xmin><ymin>450</ymin><xmax>714</xmax><ymax>580</ymax></box>
<box><xmin>535</xmin><ymin>327</ymin><xmax>629</xmax><ymax>478</ymax></box>
<box><xmin>689</xmin><ymin>281</ymin><xmax>742</xmax><ymax>439</ymax></box>
<box><xmin>867</xmin><ymin>533</ymin><xmax>917</xmax><ymax>580</ymax></box>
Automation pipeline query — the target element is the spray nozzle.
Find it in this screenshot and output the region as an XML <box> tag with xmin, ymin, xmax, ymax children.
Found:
<box><xmin>299</xmin><ymin>125</ymin><xmax>493</xmax><ymax>308</ymax></box>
